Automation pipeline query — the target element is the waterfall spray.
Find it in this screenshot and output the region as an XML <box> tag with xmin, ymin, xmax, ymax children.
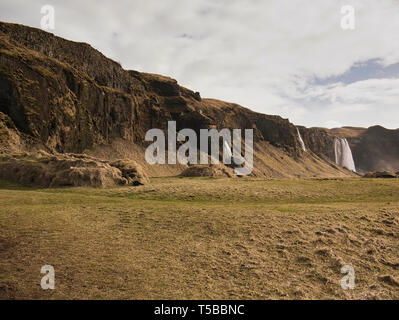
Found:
<box><xmin>297</xmin><ymin>128</ymin><xmax>306</xmax><ymax>152</ymax></box>
<box><xmin>334</xmin><ymin>138</ymin><xmax>356</xmax><ymax>172</ymax></box>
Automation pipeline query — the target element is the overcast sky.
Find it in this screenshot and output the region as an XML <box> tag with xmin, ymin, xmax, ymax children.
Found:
<box><xmin>1</xmin><ymin>0</ymin><xmax>399</xmax><ymax>128</ymax></box>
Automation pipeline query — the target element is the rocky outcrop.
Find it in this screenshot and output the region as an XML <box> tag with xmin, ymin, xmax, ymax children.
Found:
<box><xmin>363</xmin><ymin>171</ymin><xmax>398</xmax><ymax>178</ymax></box>
<box><xmin>110</xmin><ymin>159</ymin><xmax>149</xmax><ymax>185</ymax></box>
<box><xmin>0</xmin><ymin>153</ymin><xmax>148</xmax><ymax>187</ymax></box>
<box><xmin>180</xmin><ymin>164</ymin><xmax>234</xmax><ymax>178</ymax></box>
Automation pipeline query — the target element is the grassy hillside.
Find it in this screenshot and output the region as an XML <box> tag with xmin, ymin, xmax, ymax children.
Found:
<box><xmin>1</xmin><ymin>177</ymin><xmax>398</xmax><ymax>299</ymax></box>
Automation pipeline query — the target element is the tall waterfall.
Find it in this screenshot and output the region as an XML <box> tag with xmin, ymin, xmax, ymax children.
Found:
<box><xmin>334</xmin><ymin>138</ymin><xmax>356</xmax><ymax>172</ymax></box>
<box><xmin>297</xmin><ymin>128</ymin><xmax>306</xmax><ymax>152</ymax></box>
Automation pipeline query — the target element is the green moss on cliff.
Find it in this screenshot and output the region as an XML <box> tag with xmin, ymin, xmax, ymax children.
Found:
<box><xmin>0</xmin><ymin>48</ymin><xmax>19</xmax><ymax>57</ymax></box>
<box><xmin>32</xmin><ymin>65</ymin><xmax>55</xmax><ymax>80</ymax></box>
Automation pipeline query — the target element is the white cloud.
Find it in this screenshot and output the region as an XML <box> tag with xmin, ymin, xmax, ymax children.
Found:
<box><xmin>1</xmin><ymin>0</ymin><xmax>399</xmax><ymax>128</ymax></box>
<box><xmin>286</xmin><ymin>78</ymin><xmax>399</xmax><ymax>128</ymax></box>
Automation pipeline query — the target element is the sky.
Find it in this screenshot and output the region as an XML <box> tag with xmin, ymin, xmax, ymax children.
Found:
<box><xmin>1</xmin><ymin>0</ymin><xmax>399</xmax><ymax>129</ymax></box>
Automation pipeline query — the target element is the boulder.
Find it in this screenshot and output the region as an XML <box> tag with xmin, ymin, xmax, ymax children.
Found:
<box><xmin>110</xmin><ymin>159</ymin><xmax>149</xmax><ymax>185</ymax></box>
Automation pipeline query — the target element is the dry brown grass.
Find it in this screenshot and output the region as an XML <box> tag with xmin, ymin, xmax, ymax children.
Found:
<box><xmin>0</xmin><ymin>177</ymin><xmax>398</xmax><ymax>299</ymax></box>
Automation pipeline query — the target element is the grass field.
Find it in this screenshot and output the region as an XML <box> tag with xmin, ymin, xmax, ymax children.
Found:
<box><xmin>0</xmin><ymin>177</ymin><xmax>398</xmax><ymax>299</ymax></box>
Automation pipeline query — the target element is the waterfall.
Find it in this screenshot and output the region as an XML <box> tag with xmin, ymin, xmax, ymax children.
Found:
<box><xmin>297</xmin><ymin>128</ymin><xmax>306</xmax><ymax>152</ymax></box>
<box><xmin>334</xmin><ymin>138</ymin><xmax>356</xmax><ymax>172</ymax></box>
<box><xmin>224</xmin><ymin>140</ymin><xmax>244</xmax><ymax>165</ymax></box>
<box><xmin>224</xmin><ymin>140</ymin><xmax>232</xmax><ymax>158</ymax></box>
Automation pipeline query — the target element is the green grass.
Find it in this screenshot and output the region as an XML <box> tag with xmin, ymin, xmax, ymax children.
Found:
<box><xmin>0</xmin><ymin>177</ymin><xmax>398</xmax><ymax>299</ymax></box>
<box><xmin>32</xmin><ymin>65</ymin><xmax>54</xmax><ymax>79</ymax></box>
<box><xmin>0</xmin><ymin>48</ymin><xmax>19</xmax><ymax>57</ymax></box>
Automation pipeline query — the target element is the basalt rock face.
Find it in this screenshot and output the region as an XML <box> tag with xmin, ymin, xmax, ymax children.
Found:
<box><xmin>297</xmin><ymin>127</ymin><xmax>335</xmax><ymax>161</ymax></box>
<box><xmin>0</xmin><ymin>22</ymin><xmax>147</xmax><ymax>154</ymax></box>
<box><xmin>0</xmin><ymin>22</ymin><xmax>303</xmax><ymax>156</ymax></box>
<box><xmin>298</xmin><ymin>125</ymin><xmax>399</xmax><ymax>174</ymax></box>
<box><xmin>0</xmin><ymin>21</ymin><xmax>354</xmax><ymax>179</ymax></box>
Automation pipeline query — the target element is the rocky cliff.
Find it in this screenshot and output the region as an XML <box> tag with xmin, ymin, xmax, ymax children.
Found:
<box><xmin>0</xmin><ymin>21</ymin><xmax>368</xmax><ymax>180</ymax></box>
<box><xmin>330</xmin><ymin>126</ymin><xmax>399</xmax><ymax>173</ymax></box>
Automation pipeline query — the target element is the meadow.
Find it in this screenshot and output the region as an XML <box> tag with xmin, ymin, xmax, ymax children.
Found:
<box><xmin>0</xmin><ymin>177</ymin><xmax>398</xmax><ymax>299</ymax></box>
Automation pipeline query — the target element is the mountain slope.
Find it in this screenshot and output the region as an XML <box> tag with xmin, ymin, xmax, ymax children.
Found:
<box><xmin>0</xmin><ymin>21</ymin><xmax>354</xmax><ymax>178</ymax></box>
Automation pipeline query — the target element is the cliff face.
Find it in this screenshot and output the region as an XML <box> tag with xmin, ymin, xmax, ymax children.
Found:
<box><xmin>0</xmin><ymin>22</ymin><xmax>303</xmax><ymax>154</ymax></box>
<box><xmin>298</xmin><ymin>127</ymin><xmax>335</xmax><ymax>161</ymax></box>
<box><xmin>330</xmin><ymin>126</ymin><xmax>399</xmax><ymax>173</ymax></box>
<box><xmin>0</xmin><ymin>21</ymin><xmax>357</xmax><ymax>178</ymax></box>
<box><xmin>298</xmin><ymin>125</ymin><xmax>399</xmax><ymax>173</ymax></box>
